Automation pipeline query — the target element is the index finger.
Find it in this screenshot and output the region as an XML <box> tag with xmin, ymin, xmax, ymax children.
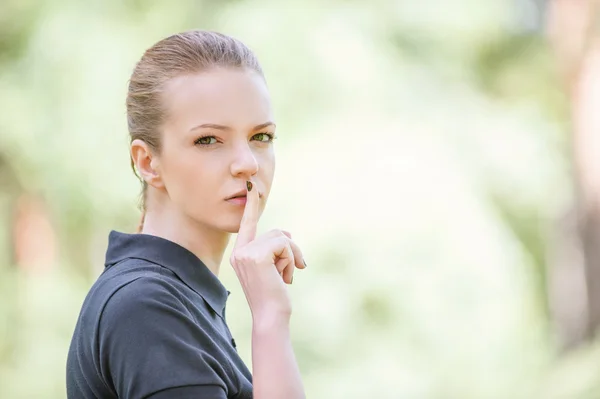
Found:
<box><xmin>234</xmin><ymin>179</ymin><xmax>259</xmax><ymax>248</ymax></box>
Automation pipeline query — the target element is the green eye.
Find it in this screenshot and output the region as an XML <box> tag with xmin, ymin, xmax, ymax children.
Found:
<box><xmin>195</xmin><ymin>136</ymin><xmax>217</xmax><ymax>145</ymax></box>
<box><xmin>253</xmin><ymin>133</ymin><xmax>275</xmax><ymax>142</ymax></box>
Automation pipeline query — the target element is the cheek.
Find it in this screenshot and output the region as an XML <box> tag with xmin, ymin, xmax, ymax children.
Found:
<box><xmin>259</xmin><ymin>149</ymin><xmax>276</xmax><ymax>175</ymax></box>
<box><xmin>161</xmin><ymin>149</ymin><xmax>218</xmax><ymax>194</ymax></box>
<box><xmin>259</xmin><ymin>152</ymin><xmax>276</xmax><ymax>199</ymax></box>
<box><xmin>162</xmin><ymin>152</ymin><xmax>195</xmax><ymax>182</ymax></box>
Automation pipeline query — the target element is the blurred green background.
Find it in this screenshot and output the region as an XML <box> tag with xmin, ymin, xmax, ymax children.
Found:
<box><xmin>3</xmin><ymin>0</ymin><xmax>600</xmax><ymax>398</ymax></box>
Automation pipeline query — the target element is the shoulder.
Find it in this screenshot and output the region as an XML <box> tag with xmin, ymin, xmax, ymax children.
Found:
<box><xmin>73</xmin><ymin>259</ymin><xmax>170</xmax><ymax>326</ymax></box>
<box><xmin>76</xmin><ymin>260</ymin><xmax>173</xmax><ymax>319</ymax></box>
<box><xmin>96</xmin><ymin>271</ymin><xmax>234</xmax><ymax>398</ymax></box>
<box><xmin>99</xmin><ymin>272</ymin><xmax>191</xmax><ymax>332</ymax></box>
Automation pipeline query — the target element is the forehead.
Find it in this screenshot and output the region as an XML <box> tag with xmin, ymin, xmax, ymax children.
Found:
<box><xmin>161</xmin><ymin>68</ymin><xmax>273</xmax><ymax>129</ymax></box>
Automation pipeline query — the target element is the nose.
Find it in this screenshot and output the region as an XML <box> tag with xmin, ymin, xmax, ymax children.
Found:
<box><xmin>230</xmin><ymin>142</ymin><xmax>259</xmax><ymax>178</ymax></box>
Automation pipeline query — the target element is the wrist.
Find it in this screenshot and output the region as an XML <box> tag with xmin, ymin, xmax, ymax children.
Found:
<box><xmin>252</xmin><ymin>308</ymin><xmax>291</xmax><ymax>334</ymax></box>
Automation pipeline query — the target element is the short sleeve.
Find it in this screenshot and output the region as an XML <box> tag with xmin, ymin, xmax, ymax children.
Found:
<box><xmin>98</xmin><ymin>277</ymin><xmax>230</xmax><ymax>399</ymax></box>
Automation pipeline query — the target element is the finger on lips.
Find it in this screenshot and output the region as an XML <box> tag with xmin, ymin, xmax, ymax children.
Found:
<box><xmin>233</xmin><ymin>179</ymin><xmax>259</xmax><ymax>249</ymax></box>
<box><xmin>233</xmin><ymin>180</ymin><xmax>305</xmax><ymax>284</ymax></box>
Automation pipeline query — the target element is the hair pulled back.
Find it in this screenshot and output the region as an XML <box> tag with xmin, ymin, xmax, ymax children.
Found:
<box><xmin>126</xmin><ymin>30</ymin><xmax>264</xmax><ymax>232</ymax></box>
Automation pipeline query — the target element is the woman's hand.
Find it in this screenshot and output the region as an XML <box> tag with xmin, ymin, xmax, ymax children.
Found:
<box><xmin>230</xmin><ymin>179</ymin><xmax>307</xmax><ymax>399</ymax></box>
<box><xmin>229</xmin><ymin>179</ymin><xmax>307</xmax><ymax>321</ymax></box>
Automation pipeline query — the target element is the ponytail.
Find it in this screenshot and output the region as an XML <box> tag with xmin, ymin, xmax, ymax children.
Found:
<box><xmin>136</xmin><ymin>211</ymin><xmax>145</xmax><ymax>233</ymax></box>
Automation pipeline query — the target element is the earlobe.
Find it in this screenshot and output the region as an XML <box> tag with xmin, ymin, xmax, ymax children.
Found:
<box><xmin>130</xmin><ymin>139</ymin><xmax>164</xmax><ymax>189</ymax></box>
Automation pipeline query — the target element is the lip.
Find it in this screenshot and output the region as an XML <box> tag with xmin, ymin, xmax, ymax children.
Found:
<box><xmin>225</xmin><ymin>189</ymin><xmax>263</xmax><ymax>202</ymax></box>
<box><xmin>226</xmin><ymin>196</ymin><xmax>248</xmax><ymax>206</ymax></box>
<box><xmin>225</xmin><ymin>190</ymin><xmax>248</xmax><ymax>201</ymax></box>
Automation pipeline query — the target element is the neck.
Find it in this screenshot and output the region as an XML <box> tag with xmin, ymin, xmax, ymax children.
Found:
<box><xmin>139</xmin><ymin>206</ymin><xmax>230</xmax><ymax>277</ymax></box>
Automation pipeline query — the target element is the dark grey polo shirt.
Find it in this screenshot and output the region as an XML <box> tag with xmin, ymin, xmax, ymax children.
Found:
<box><xmin>66</xmin><ymin>231</ymin><xmax>252</xmax><ymax>398</ymax></box>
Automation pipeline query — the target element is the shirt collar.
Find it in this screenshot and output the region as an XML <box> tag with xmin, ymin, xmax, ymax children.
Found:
<box><xmin>104</xmin><ymin>230</ymin><xmax>229</xmax><ymax>318</ymax></box>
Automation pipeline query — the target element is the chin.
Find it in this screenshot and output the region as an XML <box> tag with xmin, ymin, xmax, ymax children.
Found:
<box><xmin>220</xmin><ymin>223</ymin><xmax>241</xmax><ymax>234</ymax></box>
<box><xmin>211</xmin><ymin>217</ymin><xmax>242</xmax><ymax>234</ymax></box>
<box><xmin>195</xmin><ymin>206</ymin><xmax>262</xmax><ymax>234</ymax></box>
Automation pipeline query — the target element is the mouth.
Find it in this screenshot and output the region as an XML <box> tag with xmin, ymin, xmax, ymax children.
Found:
<box><xmin>226</xmin><ymin>190</ymin><xmax>248</xmax><ymax>201</ymax></box>
<box><xmin>225</xmin><ymin>190</ymin><xmax>263</xmax><ymax>202</ymax></box>
<box><xmin>226</xmin><ymin>196</ymin><xmax>247</xmax><ymax>206</ymax></box>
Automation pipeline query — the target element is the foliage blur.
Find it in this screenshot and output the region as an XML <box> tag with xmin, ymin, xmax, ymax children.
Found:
<box><xmin>2</xmin><ymin>0</ymin><xmax>600</xmax><ymax>398</ymax></box>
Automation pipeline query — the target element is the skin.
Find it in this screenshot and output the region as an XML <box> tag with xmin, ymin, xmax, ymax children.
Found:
<box><xmin>130</xmin><ymin>67</ymin><xmax>306</xmax><ymax>398</ymax></box>
<box><xmin>232</xmin><ymin>176</ymin><xmax>305</xmax><ymax>398</ymax></box>
<box><xmin>131</xmin><ymin>68</ymin><xmax>276</xmax><ymax>275</ymax></box>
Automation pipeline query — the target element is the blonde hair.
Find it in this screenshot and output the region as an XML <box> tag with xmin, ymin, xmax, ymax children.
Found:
<box><xmin>126</xmin><ymin>30</ymin><xmax>264</xmax><ymax>232</ymax></box>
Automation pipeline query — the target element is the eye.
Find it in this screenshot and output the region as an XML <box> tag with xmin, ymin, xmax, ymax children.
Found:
<box><xmin>194</xmin><ymin>136</ymin><xmax>217</xmax><ymax>146</ymax></box>
<box><xmin>252</xmin><ymin>132</ymin><xmax>276</xmax><ymax>142</ymax></box>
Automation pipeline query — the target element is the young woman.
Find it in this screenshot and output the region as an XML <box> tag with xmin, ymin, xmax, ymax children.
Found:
<box><xmin>66</xmin><ymin>30</ymin><xmax>307</xmax><ymax>399</ymax></box>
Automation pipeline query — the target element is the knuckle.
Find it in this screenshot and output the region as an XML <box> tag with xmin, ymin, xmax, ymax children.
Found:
<box><xmin>270</xmin><ymin>228</ymin><xmax>290</xmax><ymax>238</ymax></box>
<box><xmin>278</xmin><ymin>236</ymin><xmax>290</xmax><ymax>248</ymax></box>
<box><xmin>231</xmin><ymin>249</ymin><xmax>254</xmax><ymax>265</ymax></box>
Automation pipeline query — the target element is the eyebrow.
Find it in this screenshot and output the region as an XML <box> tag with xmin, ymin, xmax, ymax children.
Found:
<box><xmin>190</xmin><ymin>121</ymin><xmax>276</xmax><ymax>132</ymax></box>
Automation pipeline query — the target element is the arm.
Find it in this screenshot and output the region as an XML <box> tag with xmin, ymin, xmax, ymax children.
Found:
<box><xmin>99</xmin><ymin>278</ymin><xmax>230</xmax><ymax>399</ymax></box>
<box><xmin>252</xmin><ymin>314</ymin><xmax>305</xmax><ymax>399</ymax></box>
<box><xmin>230</xmin><ymin>178</ymin><xmax>307</xmax><ymax>399</ymax></box>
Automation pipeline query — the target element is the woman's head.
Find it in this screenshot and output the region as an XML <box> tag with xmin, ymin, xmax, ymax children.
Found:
<box><xmin>127</xmin><ymin>30</ymin><xmax>276</xmax><ymax>233</ymax></box>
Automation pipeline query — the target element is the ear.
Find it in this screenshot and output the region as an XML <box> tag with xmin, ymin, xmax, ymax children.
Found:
<box><xmin>130</xmin><ymin>139</ymin><xmax>165</xmax><ymax>189</ymax></box>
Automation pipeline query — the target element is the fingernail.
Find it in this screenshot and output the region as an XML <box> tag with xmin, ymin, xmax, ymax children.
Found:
<box><xmin>303</xmin><ymin>259</ymin><xmax>307</xmax><ymax>268</ymax></box>
<box><xmin>246</xmin><ymin>181</ymin><xmax>253</xmax><ymax>192</ymax></box>
<box><xmin>291</xmin><ymin>276</ymin><xmax>294</xmax><ymax>284</ymax></box>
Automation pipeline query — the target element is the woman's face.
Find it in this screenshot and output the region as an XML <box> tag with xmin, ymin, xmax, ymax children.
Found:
<box><xmin>151</xmin><ymin>68</ymin><xmax>276</xmax><ymax>233</ymax></box>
